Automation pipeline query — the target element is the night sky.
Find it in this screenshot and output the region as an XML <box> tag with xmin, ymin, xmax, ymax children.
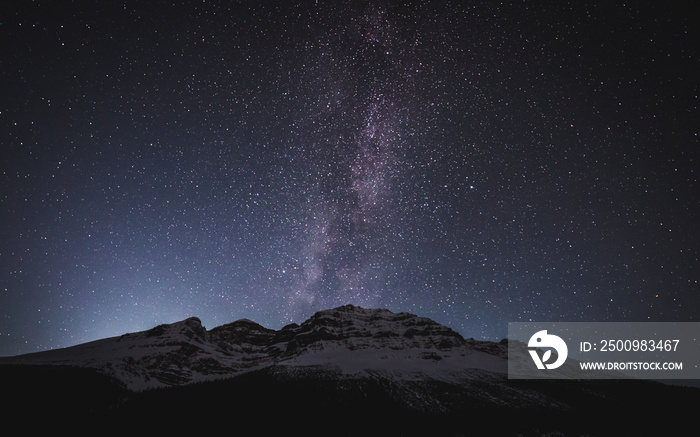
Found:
<box><xmin>1</xmin><ymin>1</ymin><xmax>698</xmax><ymax>357</ymax></box>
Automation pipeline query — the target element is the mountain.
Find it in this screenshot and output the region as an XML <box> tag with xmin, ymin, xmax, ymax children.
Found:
<box><xmin>0</xmin><ymin>305</ymin><xmax>508</xmax><ymax>391</ymax></box>
<box><xmin>1</xmin><ymin>305</ymin><xmax>697</xmax><ymax>436</ymax></box>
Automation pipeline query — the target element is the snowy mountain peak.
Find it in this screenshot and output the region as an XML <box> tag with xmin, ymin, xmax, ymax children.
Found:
<box><xmin>3</xmin><ymin>306</ymin><xmax>694</xmax><ymax>437</ymax></box>
<box><xmin>0</xmin><ymin>305</ymin><xmax>507</xmax><ymax>390</ymax></box>
<box><xmin>287</xmin><ymin>304</ymin><xmax>467</xmax><ymax>351</ymax></box>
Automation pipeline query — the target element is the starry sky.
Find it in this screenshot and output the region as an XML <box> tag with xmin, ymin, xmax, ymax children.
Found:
<box><xmin>1</xmin><ymin>1</ymin><xmax>698</xmax><ymax>356</ymax></box>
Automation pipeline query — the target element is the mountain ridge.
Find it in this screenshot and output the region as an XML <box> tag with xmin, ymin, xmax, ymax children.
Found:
<box><xmin>0</xmin><ymin>304</ymin><xmax>508</xmax><ymax>390</ymax></box>
<box><xmin>2</xmin><ymin>304</ymin><xmax>697</xmax><ymax>435</ymax></box>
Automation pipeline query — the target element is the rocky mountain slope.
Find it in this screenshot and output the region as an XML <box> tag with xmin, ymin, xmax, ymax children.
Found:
<box><xmin>1</xmin><ymin>305</ymin><xmax>697</xmax><ymax>435</ymax></box>
<box><xmin>0</xmin><ymin>304</ymin><xmax>508</xmax><ymax>390</ymax></box>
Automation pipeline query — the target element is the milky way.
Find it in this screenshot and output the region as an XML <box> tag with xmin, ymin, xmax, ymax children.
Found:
<box><xmin>1</xmin><ymin>1</ymin><xmax>698</xmax><ymax>356</ymax></box>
